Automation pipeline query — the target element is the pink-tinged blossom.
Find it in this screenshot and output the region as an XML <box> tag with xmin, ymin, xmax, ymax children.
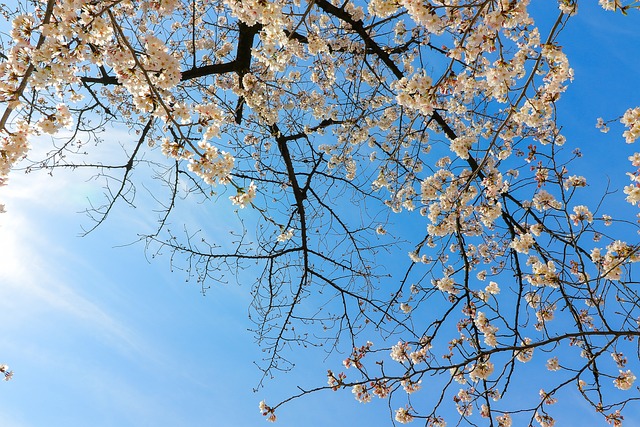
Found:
<box><xmin>395</xmin><ymin>407</ymin><xmax>414</xmax><ymax>424</ymax></box>
<box><xmin>485</xmin><ymin>281</ymin><xmax>500</xmax><ymax>295</ymax></box>
<box><xmin>394</xmin><ymin>70</ymin><xmax>435</xmax><ymax>117</ymax></box>
<box><xmin>371</xmin><ymin>380</ymin><xmax>391</xmax><ymax>399</ymax></box>
<box><xmin>352</xmin><ymin>384</ymin><xmax>372</xmax><ymax>403</ymax></box>
<box><xmin>534</xmin><ymin>412</ymin><xmax>555</xmax><ymax>427</ymax></box>
<box><xmin>469</xmin><ymin>359</ymin><xmax>494</xmax><ymax>381</ymax></box>
<box><xmin>570</xmin><ymin>205</ymin><xmax>593</xmax><ymax>225</ymax></box>
<box><xmin>229</xmin><ymin>181</ymin><xmax>257</xmax><ymax>208</ymax></box>
<box><xmin>187</xmin><ymin>142</ymin><xmax>234</xmax><ymax>186</ymax></box>
<box><xmin>0</xmin><ymin>364</ymin><xmax>12</xmax><ymax>381</ymax></box>
<box><xmin>433</xmin><ymin>276</ymin><xmax>457</xmax><ymax>294</ymax></box>
<box><xmin>621</xmin><ymin>107</ymin><xmax>640</xmax><ymax>143</ymax></box>
<box><xmin>515</xmin><ymin>338</ymin><xmax>534</xmax><ymax>363</ymax></box>
<box><xmin>539</xmin><ymin>389</ymin><xmax>558</xmax><ymax>405</ymax></box>
<box><xmin>497</xmin><ymin>413</ymin><xmax>512</xmax><ymax>427</ymax></box>
<box><xmin>599</xmin><ymin>0</ymin><xmax>621</xmax><ymax>11</ymax></box>
<box><xmin>276</xmin><ymin>228</ymin><xmax>294</xmax><ymax>243</ymax></box>
<box><xmin>510</xmin><ymin>233</ymin><xmax>535</xmax><ymax>254</ymax></box>
<box><xmin>401</xmin><ymin>378</ymin><xmax>421</xmax><ymax>394</ymax></box>
<box><xmin>614</xmin><ymin>370</ymin><xmax>636</xmax><ymax>390</ymax></box>
<box><xmin>259</xmin><ymin>400</ymin><xmax>276</xmax><ymax>422</ymax></box>
<box><xmin>390</xmin><ymin>341</ymin><xmax>412</xmax><ymax>363</ymax></box>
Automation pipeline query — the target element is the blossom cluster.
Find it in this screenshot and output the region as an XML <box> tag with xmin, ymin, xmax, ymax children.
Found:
<box><xmin>621</xmin><ymin>109</ymin><xmax>640</xmax><ymax>206</ymax></box>
<box><xmin>0</xmin><ymin>1</ymin><xmax>251</xmax><ymax>214</ymax></box>
<box><xmin>0</xmin><ymin>364</ymin><xmax>12</xmax><ymax>381</ymax></box>
<box><xmin>259</xmin><ymin>400</ymin><xmax>276</xmax><ymax>422</ymax></box>
<box><xmin>229</xmin><ymin>181</ymin><xmax>257</xmax><ymax>208</ymax></box>
<box><xmin>614</xmin><ymin>370</ymin><xmax>636</xmax><ymax>391</ymax></box>
<box><xmin>622</xmin><ymin>107</ymin><xmax>640</xmax><ymax>144</ymax></box>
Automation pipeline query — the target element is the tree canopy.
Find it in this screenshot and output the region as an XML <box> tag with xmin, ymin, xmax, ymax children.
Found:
<box><xmin>1</xmin><ymin>0</ymin><xmax>640</xmax><ymax>426</ymax></box>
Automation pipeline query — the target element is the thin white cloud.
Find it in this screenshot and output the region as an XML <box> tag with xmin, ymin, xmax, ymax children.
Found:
<box><xmin>0</xmin><ymin>159</ymin><xmax>155</xmax><ymax>361</ymax></box>
<box><xmin>0</xmin><ymin>125</ymin><xmax>270</xmax><ymax>426</ymax></box>
<box><xmin>1</xmin><ymin>215</ymin><xmax>139</xmax><ymax>357</ymax></box>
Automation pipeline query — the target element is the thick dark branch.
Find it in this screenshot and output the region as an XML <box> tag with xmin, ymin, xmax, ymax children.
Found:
<box><xmin>236</xmin><ymin>22</ymin><xmax>260</xmax><ymax>74</ymax></box>
<box><xmin>82</xmin><ymin>22</ymin><xmax>259</xmax><ymax>87</ymax></box>
<box><xmin>183</xmin><ymin>61</ymin><xmax>239</xmax><ymax>79</ymax></box>
<box><xmin>271</xmin><ymin>124</ymin><xmax>307</xmax><ymax>207</ymax></box>
<box><xmin>282</xmin><ymin>118</ymin><xmax>343</xmax><ymax>142</ymax></box>
<box><xmin>234</xmin><ymin>22</ymin><xmax>261</xmax><ymax>123</ymax></box>
<box><xmin>314</xmin><ymin>0</ymin><xmax>458</xmax><ymax>142</ymax></box>
<box><xmin>314</xmin><ymin>0</ymin><xmax>403</xmax><ymax>79</ymax></box>
<box><xmin>80</xmin><ymin>61</ymin><xmax>239</xmax><ymax>86</ymax></box>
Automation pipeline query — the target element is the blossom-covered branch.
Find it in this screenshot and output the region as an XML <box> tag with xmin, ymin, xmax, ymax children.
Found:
<box><xmin>1</xmin><ymin>1</ymin><xmax>640</xmax><ymax>426</ymax></box>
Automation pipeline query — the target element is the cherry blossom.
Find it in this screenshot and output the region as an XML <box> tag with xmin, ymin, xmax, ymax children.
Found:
<box><xmin>1</xmin><ymin>1</ymin><xmax>640</xmax><ymax>426</ymax></box>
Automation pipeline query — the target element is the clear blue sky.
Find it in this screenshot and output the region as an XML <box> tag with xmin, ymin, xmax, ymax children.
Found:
<box><xmin>1</xmin><ymin>2</ymin><xmax>639</xmax><ymax>426</ymax></box>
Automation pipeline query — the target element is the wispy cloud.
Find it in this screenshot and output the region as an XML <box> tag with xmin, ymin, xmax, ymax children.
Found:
<box><xmin>0</xmin><ymin>163</ymin><xmax>154</xmax><ymax>360</ymax></box>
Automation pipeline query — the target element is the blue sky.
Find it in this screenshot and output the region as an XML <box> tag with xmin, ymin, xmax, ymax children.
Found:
<box><xmin>1</xmin><ymin>2</ymin><xmax>640</xmax><ymax>427</ymax></box>
<box><xmin>0</xmin><ymin>127</ymin><xmax>388</xmax><ymax>426</ymax></box>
